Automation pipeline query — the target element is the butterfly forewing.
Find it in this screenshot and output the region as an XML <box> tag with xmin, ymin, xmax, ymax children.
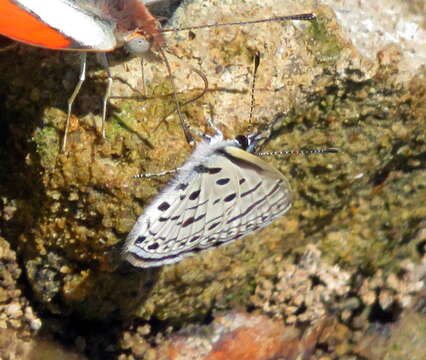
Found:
<box><xmin>123</xmin><ymin>142</ymin><xmax>292</xmax><ymax>268</ymax></box>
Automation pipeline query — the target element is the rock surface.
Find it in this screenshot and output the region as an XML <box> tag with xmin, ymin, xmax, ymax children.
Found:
<box><xmin>0</xmin><ymin>0</ymin><xmax>425</xmax><ymax>358</ymax></box>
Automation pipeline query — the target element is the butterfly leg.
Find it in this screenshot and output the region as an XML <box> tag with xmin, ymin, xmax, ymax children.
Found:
<box><xmin>98</xmin><ymin>53</ymin><xmax>112</xmax><ymax>139</ymax></box>
<box><xmin>140</xmin><ymin>57</ymin><xmax>146</xmax><ymax>97</ymax></box>
<box><xmin>206</xmin><ymin>103</ymin><xmax>223</xmax><ymax>138</ymax></box>
<box><xmin>0</xmin><ymin>43</ymin><xmax>17</xmax><ymax>52</ymax></box>
<box><xmin>158</xmin><ymin>47</ymin><xmax>194</xmax><ymax>145</ymax></box>
<box><xmin>62</xmin><ymin>52</ymin><xmax>87</xmax><ymax>152</ymax></box>
<box><xmin>207</xmin><ymin>115</ymin><xmax>222</xmax><ymax>137</ymax></box>
<box><xmin>133</xmin><ymin>168</ymin><xmax>179</xmax><ymax>179</ymax></box>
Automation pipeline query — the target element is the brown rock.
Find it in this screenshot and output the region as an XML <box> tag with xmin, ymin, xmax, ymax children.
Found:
<box><xmin>158</xmin><ymin>312</ymin><xmax>328</xmax><ymax>360</ymax></box>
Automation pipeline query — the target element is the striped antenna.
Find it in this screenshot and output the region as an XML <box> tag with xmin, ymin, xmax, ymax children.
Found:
<box><xmin>256</xmin><ymin>148</ymin><xmax>339</xmax><ymax>157</ymax></box>
<box><xmin>161</xmin><ymin>13</ymin><xmax>316</xmax><ymax>33</ymax></box>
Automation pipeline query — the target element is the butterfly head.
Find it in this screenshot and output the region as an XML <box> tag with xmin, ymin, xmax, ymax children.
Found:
<box><xmin>235</xmin><ymin>132</ymin><xmax>264</xmax><ymax>153</ymax></box>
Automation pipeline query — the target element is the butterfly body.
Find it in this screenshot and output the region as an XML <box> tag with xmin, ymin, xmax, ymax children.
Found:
<box><xmin>123</xmin><ymin>132</ymin><xmax>292</xmax><ymax>268</ymax></box>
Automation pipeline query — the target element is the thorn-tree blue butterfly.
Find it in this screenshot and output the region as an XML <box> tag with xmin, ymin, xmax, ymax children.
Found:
<box><xmin>123</xmin><ymin>53</ymin><xmax>337</xmax><ymax>268</ymax></box>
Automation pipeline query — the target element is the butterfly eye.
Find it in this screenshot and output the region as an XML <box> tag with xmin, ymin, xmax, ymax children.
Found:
<box><xmin>235</xmin><ymin>135</ymin><xmax>249</xmax><ymax>150</ymax></box>
<box><xmin>125</xmin><ymin>35</ymin><xmax>151</xmax><ymax>56</ymax></box>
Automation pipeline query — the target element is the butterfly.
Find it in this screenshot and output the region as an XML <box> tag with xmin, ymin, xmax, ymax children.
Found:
<box><xmin>122</xmin><ymin>112</ymin><xmax>338</xmax><ymax>268</ymax></box>
<box><xmin>122</xmin><ymin>47</ymin><xmax>338</xmax><ymax>268</ymax></box>
<box><xmin>122</xmin><ymin>126</ymin><xmax>294</xmax><ymax>268</ymax></box>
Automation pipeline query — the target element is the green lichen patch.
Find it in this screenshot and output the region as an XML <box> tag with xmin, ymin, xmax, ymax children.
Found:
<box><xmin>307</xmin><ymin>6</ymin><xmax>343</xmax><ymax>64</ymax></box>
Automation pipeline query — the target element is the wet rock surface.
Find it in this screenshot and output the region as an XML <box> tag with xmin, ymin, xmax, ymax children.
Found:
<box><xmin>0</xmin><ymin>0</ymin><xmax>425</xmax><ymax>358</ymax></box>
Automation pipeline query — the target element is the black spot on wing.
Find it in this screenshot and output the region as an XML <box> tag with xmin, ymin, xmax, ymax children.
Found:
<box><xmin>208</xmin><ymin>222</ymin><xmax>220</xmax><ymax>230</ymax></box>
<box><xmin>182</xmin><ymin>213</ymin><xmax>206</xmax><ymax>228</ymax></box>
<box><xmin>189</xmin><ymin>189</ymin><xmax>201</xmax><ymax>200</ymax></box>
<box><xmin>224</xmin><ymin>193</ymin><xmax>237</xmax><ymax>202</ymax></box>
<box><xmin>135</xmin><ymin>236</ymin><xmax>146</xmax><ymax>245</ymax></box>
<box><xmin>209</xmin><ymin>167</ymin><xmax>222</xmax><ymax>174</ymax></box>
<box><xmin>194</xmin><ymin>165</ymin><xmax>222</xmax><ymax>174</ymax></box>
<box><xmin>147</xmin><ymin>242</ymin><xmax>159</xmax><ymax>250</ymax></box>
<box><xmin>239</xmin><ymin>178</ymin><xmax>246</xmax><ymax>185</ymax></box>
<box><xmin>176</xmin><ymin>183</ymin><xmax>188</xmax><ymax>190</ymax></box>
<box><xmin>158</xmin><ymin>202</ymin><xmax>170</xmax><ymax>211</ymax></box>
<box><xmin>190</xmin><ymin>236</ymin><xmax>200</xmax><ymax>243</ymax></box>
<box><xmin>216</xmin><ymin>178</ymin><xmax>230</xmax><ymax>185</ymax></box>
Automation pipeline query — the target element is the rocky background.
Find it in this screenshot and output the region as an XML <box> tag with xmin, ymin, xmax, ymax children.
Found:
<box><xmin>0</xmin><ymin>0</ymin><xmax>425</xmax><ymax>359</ymax></box>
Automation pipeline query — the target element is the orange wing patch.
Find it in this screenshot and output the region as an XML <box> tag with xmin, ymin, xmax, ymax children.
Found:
<box><xmin>0</xmin><ymin>0</ymin><xmax>72</xmax><ymax>49</ymax></box>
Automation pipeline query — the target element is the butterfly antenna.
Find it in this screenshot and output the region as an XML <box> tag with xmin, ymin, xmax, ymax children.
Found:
<box><xmin>256</xmin><ymin>148</ymin><xmax>339</xmax><ymax>156</ymax></box>
<box><xmin>182</xmin><ymin>68</ymin><xmax>209</xmax><ymax>106</ymax></box>
<box><xmin>161</xmin><ymin>13</ymin><xmax>316</xmax><ymax>33</ymax></box>
<box><xmin>133</xmin><ymin>168</ymin><xmax>178</xmax><ymax>178</ymax></box>
<box><xmin>248</xmin><ymin>51</ymin><xmax>261</xmax><ymax>127</ymax></box>
<box><xmin>154</xmin><ymin>67</ymin><xmax>209</xmax><ymax>136</ymax></box>
<box><xmin>158</xmin><ymin>46</ymin><xmax>194</xmax><ymax>145</ymax></box>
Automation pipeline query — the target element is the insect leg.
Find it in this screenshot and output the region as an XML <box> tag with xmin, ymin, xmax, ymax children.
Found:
<box><xmin>62</xmin><ymin>52</ymin><xmax>87</xmax><ymax>152</ymax></box>
<box><xmin>98</xmin><ymin>53</ymin><xmax>112</xmax><ymax>139</ymax></box>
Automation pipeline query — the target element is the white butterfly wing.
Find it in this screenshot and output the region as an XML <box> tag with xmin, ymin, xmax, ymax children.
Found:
<box><xmin>123</xmin><ymin>146</ymin><xmax>292</xmax><ymax>268</ymax></box>
<box><xmin>200</xmin><ymin>146</ymin><xmax>292</xmax><ymax>246</ymax></box>
<box><xmin>13</xmin><ymin>0</ymin><xmax>117</xmax><ymax>51</ymax></box>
